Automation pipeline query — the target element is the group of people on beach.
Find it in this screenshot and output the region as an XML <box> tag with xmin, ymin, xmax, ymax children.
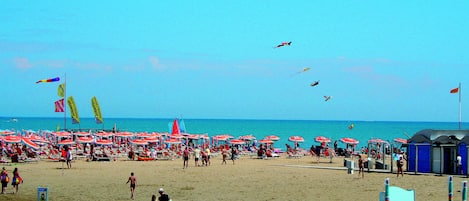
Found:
<box><xmin>1</xmin><ymin>167</ymin><xmax>23</xmax><ymax>194</ymax></box>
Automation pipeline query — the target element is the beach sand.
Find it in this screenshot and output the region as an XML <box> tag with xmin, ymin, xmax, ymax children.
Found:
<box><xmin>0</xmin><ymin>154</ymin><xmax>465</xmax><ymax>201</ymax></box>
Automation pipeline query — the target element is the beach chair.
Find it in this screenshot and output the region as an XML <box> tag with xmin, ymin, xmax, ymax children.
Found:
<box><xmin>379</xmin><ymin>185</ymin><xmax>415</xmax><ymax>201</ymax></box>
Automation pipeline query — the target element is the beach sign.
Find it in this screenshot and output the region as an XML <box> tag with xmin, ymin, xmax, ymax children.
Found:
<box><xmin>37</xmin><ymin>187</ymin><xmax>49</xmax><ymax>201</ymax></box>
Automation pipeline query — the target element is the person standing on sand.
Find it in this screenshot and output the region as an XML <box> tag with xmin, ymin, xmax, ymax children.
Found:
<box><xmin>205</xmin><ymin>147</ymin><xmax>211</xmax><ymax>166</ymax></box>
<box><xmin>183</xmin><ymin>147</ymin><xmax>189</xmax><ymax>169</ymax></box>
<box><xmin>66</xmin><ymin>148</ymin><xmax>73</xmax><ymax>169</ymax></box>
<box><xmin>11</xmin><ymin>167</ymin><xmax>22</xmax><ymax>194</ymax></box>
<box><xmin>126</xmin><ymin>172</ymin><xmax>136</xmax><ymax>200</ymax></box>
<box><xmin>397</xmin><ymin>156</ymin><xmax>404</xmax><ymax>177</ymax></box>
<box><xmin>358</xmin><ymin>155</ymin><xmax>364</xmax><ymax>178</ymax></box>
<box><xmin>193</xmin><ymin>146</ymin><xmax>201</xmax><ymax>167</ymax></box>
<box><xmin>1</xmin><ymin>167</ymin><xmax>9</xmax><ymax>194</ymax></box>
<box><xmin>221</xmin><ymin>148</ymin><xmax>227</xmax><ymax>165</ymax></box>
<box><xmin>231</xmin><ymin>146</ymin><xmax>237</xmax><ymax>165</ymax></box>
<box><xmin>457</xmin><ymin>154</ymin><xmax>463</xmax><ymax>175</ymax></box>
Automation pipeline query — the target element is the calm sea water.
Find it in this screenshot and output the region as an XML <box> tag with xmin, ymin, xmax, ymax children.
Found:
<box><xmin>1</xmin><ymin>117</ymin><xmax>467</xmax><ymax>150</ymax></box>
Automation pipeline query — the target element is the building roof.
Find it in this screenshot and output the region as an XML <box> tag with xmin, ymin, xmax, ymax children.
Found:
<box><xmin>408</xmin><ymin>129</ymin><xmax>469</xmax><ymax>144</ymax></box>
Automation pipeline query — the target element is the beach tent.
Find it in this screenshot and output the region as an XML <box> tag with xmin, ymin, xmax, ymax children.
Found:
<box><xmin>408</xmin><ymin>129</ymin><xmax>469</xmax><ymax>174</ymax></box>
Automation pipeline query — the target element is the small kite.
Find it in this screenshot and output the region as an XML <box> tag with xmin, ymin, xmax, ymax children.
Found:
<box><xmin>291</xmin><ymin>67</ymin><xmax>310</xmax><ymax>76</ymax></box>
<box><xmin>275</xmin><ymin>41</ymin><xmax>292</xmax><ymax>48</ymax></box>
<box><xmin>324</xmin><ymin>96</ymin><xmax>332</xmax><ymax>101</ymax></box>
<box><xmin>348</xmin><ymin>123</ymin><xmax>354</xmax><ymax>130</ymax></box>
<box><xmin>310</xmin><ymin>80</ymin><xmax>320</xmax><ymax>87</ymax></box>
<box><xmin>36</xmin><ymin>77</ymin><xmax>60</xmax><ymax>84</ymax></box>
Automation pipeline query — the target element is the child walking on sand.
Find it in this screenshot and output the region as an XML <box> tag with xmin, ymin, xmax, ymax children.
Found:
<box><xmin>126</xmin><ymin>172</ymin><xmax>136</xmax><ymax>200</ymax></box>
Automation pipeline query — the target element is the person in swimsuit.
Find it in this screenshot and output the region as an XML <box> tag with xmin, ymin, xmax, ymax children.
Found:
<box><xmin>358</xmin><ymin>155</ymin><xmax>364</xmax><ymax>178</ymax></box>
<box><xmin>126</xmin><ymin>172</ymin><xmax>136</xmax><ymax>200</ymax></box>
<box><xmin>183</xmin><ymin>147</ymin><xmax>189</xmax><ymax>169</ymax></box>
<box><xmin>221</xmin><ymin>148</ymin><xmax>227</xmax><ymax>165</ymax></box>
<box><xmin>11</xmin><ymin>167</ymin><xmax>22</xmax><ymax>194</ymax></box>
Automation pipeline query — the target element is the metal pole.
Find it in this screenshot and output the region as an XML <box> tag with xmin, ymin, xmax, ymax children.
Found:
<box><xmin>459</xmin><ymin>82</ymin><xmax>462</xmax><ymax>130</ymax></box>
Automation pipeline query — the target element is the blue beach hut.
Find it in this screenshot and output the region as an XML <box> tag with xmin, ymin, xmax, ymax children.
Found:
<box><xmin>408</xmin><ymin>129</ymin><xmax>469</xmax><ymax>175</ymax></box>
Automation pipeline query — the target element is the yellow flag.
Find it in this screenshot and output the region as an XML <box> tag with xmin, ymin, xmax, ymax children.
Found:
<box><xmin>91</xmin><ymin>96</ymin><xmax>103</xmax><ymax>124</ymax></box>
<box><xmin>58</xmin><ymin>83</ymin><xmax>65</xmax><ymax>97</ymax></box>
<box><xmin>67</xmin><ymin>96</ymin><xmax>80</xmax><ymax>124</ymax></box>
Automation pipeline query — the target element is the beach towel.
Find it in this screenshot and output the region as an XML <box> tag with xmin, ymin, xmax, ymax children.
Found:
<box><xmin>12</xmin><ymin>176</ymin><xmax>22</xmax><ymax>185</ymax></box>
<box><xmin>1</xmin><ymin>175</ymin><xmax>9</xmax><ymax>183</ymax></box>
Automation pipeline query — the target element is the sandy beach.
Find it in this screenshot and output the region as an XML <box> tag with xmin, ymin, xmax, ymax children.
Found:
<box><xmin>0</xmin><ymin>154</ymin><xmax>466</xmax><ymax>201</ymax></box>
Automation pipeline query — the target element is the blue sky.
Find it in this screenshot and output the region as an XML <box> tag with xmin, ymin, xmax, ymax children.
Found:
<box><xmin>1</xmin><ymin>1</ymin><xmax>468</xmax><ymax>122</ymax></box>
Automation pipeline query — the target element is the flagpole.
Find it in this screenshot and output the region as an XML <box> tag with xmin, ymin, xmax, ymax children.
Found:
<box><xmin>459</xmin><ymin>82</ymin><xmax>462</xmax><ymax>130</ymax></box>
<box><xmin>64</xmin><ymin>73</ymin><xmax>67</xmax><ymax>131</ymax></box>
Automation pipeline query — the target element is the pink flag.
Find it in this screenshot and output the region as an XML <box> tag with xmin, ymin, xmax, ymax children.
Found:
<box><xmin>55</xmin><ymin>98</ymin><xmax>64</xmax><ymax>112</ymax></box>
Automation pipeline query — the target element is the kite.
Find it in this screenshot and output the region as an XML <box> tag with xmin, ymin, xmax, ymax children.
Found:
<box><xmin>36</xmin><ymin>77</ymin><xmax>60</xmax><ymax>84</ymax></box>
<box><xmin>324</xmin><ymin>96</ymin><xmax>332</xmax><ymax>101</ymax></box>
<box><xmin>291</xmin><ymin>67</ymin><xmax>311</xmax><ymax>76</ymax></box>
<box><xmin>310</xmin><ymin>80</ymin><xmax>320</xmax><ymax>87</ymax></box>
<box><xmin>348</xmin><ymin>123</ymin><xmax>354</xmax><ymax>130</ymax></box>
<box><xmin>275</xmin><ymin>41</ymin><xmax>292</xmax><ymax>48</ymax></box>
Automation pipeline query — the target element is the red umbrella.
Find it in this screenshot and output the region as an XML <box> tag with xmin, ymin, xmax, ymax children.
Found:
<box><xmin>73</xmin><ymin>131</ymin><xmax>90</xmax><ymax>136</ymax></box>
<box><xmin>230</xmin><ymin>139</ymin><xmax>245</xmax><ymax>145</ymax></box>
<box><xmin>368</xmin><ymin>138</ymin><xmax>386</xmax><ymax>144</ymax></box>
<box><xmin>259</xmin><ymin>139</ymin><xmax>274</xmax><ymax>144</ymax></box>
<box><xmin>95</xmin><ymin>132</ymin><xmax>113</xmax><ymax>138</ymax></box>
<box><xmin>239</xmin><ymin>135</ymin><xmax>256</xmax><ymax>141</ymax></box>
<box><xmin>315</xmin><ymin>136</ymin><xmax>331</xmax><ymax>143</ymax></box>
<box><xmin>4</xmin><ymin>135</ymin><xmax>21</xmax><ymax>143</ymax></box>
<box><xmin>115</xmin><ymin>132</ymin><xmax>134</xmax><ymax>138</ymax></box>
<box><xmin>95</xmin><ymin>139</ymin><xmax>113</xmax><ymax>146</ymax></box>
<box><xmin>77</xmin><ymin>136</ymin><xmax>94</xmax><ymax>144</ymax></box>
<box><xmin>394</xmin><ymin>138</ymin><xmax>407</xmax><ymax>144</ymax></box>
<box><xmin>340</xmin><ymin>137</ymin><xmax>359</xmax><ymax>145</ymax></box>
<box><xmin>265</xmin><ymin>135</ymin><xmax>280</xmax><ymax>141</ymax></box>
<box><xmin>288</xmin><ymin>136</ymin><xmax>305</xmax><ymax>143</ymax></box>
<box><xmin>22</xmin><ymin>137</ymin><xmax>40</xmax><ymax>149</ymax></box>
<box><xmin>0</xmin><ymin>130</ymin><xmax>15</xmax><ymax>135</ymax></box>
<box><xmin>58</xmin><ymin>139</ymin><xmax>75</xmax><ymax>145</ymax></box>
<box><xmin>52</xmin><ymin>131</ymin><xmax>71</xmax><ymax>138</ymax></box>
<box><xmin>164</xmin><ymin>138</ymin><xmax>181</xmax><ymax>144</ymax></box>
<box><xmin>144</xmin><ymin>137</ymin><xmax>159</xmax><ymax>143</ymax></box>
<box><xmin>29</xmin><ymin>134</ymin><xmax>49</xmax><ymax>143</ymax></box>
<box><xmin>130</xmin><ymin>139</ymin><xmax>149</xmax><ymax>145</ymax></box>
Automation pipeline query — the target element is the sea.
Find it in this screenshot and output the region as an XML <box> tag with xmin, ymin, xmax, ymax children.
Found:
<box><xmin>1</xmin><ymin>117</ymin><xmax>467</xmax><ymax>150</ymax></box>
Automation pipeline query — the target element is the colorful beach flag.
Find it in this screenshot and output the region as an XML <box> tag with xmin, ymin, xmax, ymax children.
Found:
<box><xmin>36</xmin><ymin>77</ymin><xmax>60</xmax><ymax>84</ymax></box>
<box><xmin>54</xmin><ymin>98</ymin><xmax>65</xmax><ymax>112</ymax></box>
<box><xmin>450</xmin><ymin>87</ymin><xmax>459</xmax><ymax>94</ymax></box>
<box><xmin>58</xmin><ymin>83</ymin><xmax>65</xmax><ymax>97</ymax></box>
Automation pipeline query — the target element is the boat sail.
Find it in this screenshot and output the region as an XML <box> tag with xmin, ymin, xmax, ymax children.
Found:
<box><xmin>67</xmin><ymin>96</ymin><xmax>80</xmax><ymax>124</ymax></box>
<box><xmin>91</xmin><ymin>96</ymin><xmax>103</xmax><ymax>124</ymax></box>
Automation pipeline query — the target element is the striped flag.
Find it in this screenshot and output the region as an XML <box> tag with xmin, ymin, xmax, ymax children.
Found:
<box><xmin>450</xmin><ymin>87</ymin><xmax>459</xmax><ymax>94</ymax></box>
<box><xmin>55</xmin><ymin>98</ymin><xmax>65</xmax><ymax>112</ymax></box>
<box><xmin>58</xmin><ymin>83</ymin><xmax>65</xmax><ymax>97</ymax></box>
<box><xmin>36</xmin><ymin>77</ymin><xmax>60</xmax><ymax>84</ymax></box>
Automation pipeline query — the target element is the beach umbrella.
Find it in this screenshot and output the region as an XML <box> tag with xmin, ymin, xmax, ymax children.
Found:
<box><xmin>4</xmin><ymin>135</ymin><xmax>21</xmax><ymax>143</ymax></box>
<box><xmin>22</xmin><ymin>137</ymin><xmax>40</xmax><ymax>150</ymax></box>
<box><xmin>52</xmin><ymin>131</ymin><xmax>71</xmax><ymax>137</ymax></box>
<box><xmin>187</xmin><ymin>134</ymin><xmax>200</xmax><ymax>140</ymax></box>
<box><xmin>265</xmin><ymin>135</ymin><xmax>280</xmax><ymax>141</ymax></box>
<box><xmin>29</xmin><ymin>134</ymin><xmax>49</xmax><ymax>143</ymax></box>
<box><xmin>77</xmin><ymin>136</ymin><xmax>94</xmax><ymax>144</ymax></box>
<box><xmin>58</xmin><ymin>139</ymin><xmax>75</xmax><ymax>145</ymax></box>
<box><xmin>230</xmin><ymin>139</ymin><xmax>245</xmax><ymax>145</ymax></box>
<box><xmin>368</xmin><ymin>138</ymin><xmax>386</xmax><ymax>144</ymax></box>
<box><xmin>288</xmin><ymin>136</ymin><xmax>305</xmax><ymax>143</ymax></box>
<box><xmin>315</xmin><ymin>136</ymin><xmax>331</xmax><ymax>143</ymax></box>
<box><xmin>144</xmin><ymin>137</ymin><xmax>159</xmax><ymax>143</ymax></box>
<box><xmin>259</xmin><ymin>139</ymin><xmax>274</xmax><ymax>144</ymax></box>
<box><xmin>95</xmin><ymin>132</ymin><xmax>113</xmax><ymax>138</ymax></box>
<box><xmin>340</xmin><ymin>137</ymin><xmax>359</xmax><ymax>145</ymax></box>
<box><xmin>239</xmin><ymin>135</ymin><xmax>256</xmax><ymax>141</ymax></box>
<box><xmin>74</xmin><ymin>131</ymin><xmax>91</xmax><ymax>136</ymax></box>
<box><xmin>130</xmin><ymin>139</ymin><xmax>149</xmax><ymax>146</ymax></box>
<box><xmin>0</xmin><ymin>130</ymin><xmax>15</xmax><ymax>135</ymax></box>
<box><xmin>164</xmin><ymin>138</ymin><xmax>181</xmax><ymax>144</ymax></box>
<box><xmin>393</xmin><ymin>138</ymin><xmax>407</xmax><ymax>144</ymax></box>
<box><xmin>115</xmin><ymin>131</ymin><xmax>134</xmax><ymax>138</ymax></box>
<box><xmin>95</xmin><ymin>139</ymin><xmax>113</xmax><ymax>146</ymax></box>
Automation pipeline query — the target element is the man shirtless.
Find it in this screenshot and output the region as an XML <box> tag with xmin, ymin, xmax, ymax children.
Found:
<box><xmin>126</xmin><ymin>172</ymin><xmax>137</xmax><ymax>200</ymax></box>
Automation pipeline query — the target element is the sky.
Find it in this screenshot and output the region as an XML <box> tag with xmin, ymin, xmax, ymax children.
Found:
<box><xmin>1</xmin><ymin>1</ymin><xmax>468</xmax><ymax>122</ymax></box>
